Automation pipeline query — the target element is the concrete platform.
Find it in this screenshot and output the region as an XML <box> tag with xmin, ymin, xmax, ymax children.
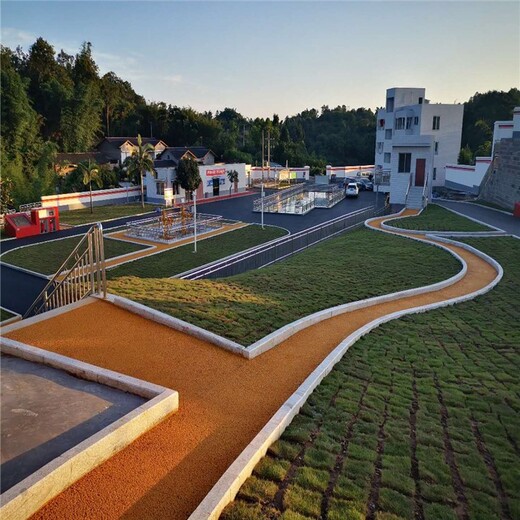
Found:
<box><xmin>1</xmin><ymin>354</ymin><xmax>146</xmax><ymax>493</ymax></box>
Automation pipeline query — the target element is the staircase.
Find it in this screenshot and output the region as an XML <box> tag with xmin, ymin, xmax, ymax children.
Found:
<box><xmin>406</xmin><ymin>186</ymin><xmax>425</xmax><ymax>209</ymax></box>
<box><xmin>23</xmin><ymin>223</ymin><xmax>107</xmax><ymax>318</ymax></box>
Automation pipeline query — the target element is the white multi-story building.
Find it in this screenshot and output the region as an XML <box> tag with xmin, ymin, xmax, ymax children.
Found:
<box><xmin>374</xmin><ymin>88</ymin><xmax>463</xmax><ymax>208</ymax></box>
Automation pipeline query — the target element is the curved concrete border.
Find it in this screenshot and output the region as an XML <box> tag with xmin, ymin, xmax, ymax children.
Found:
<box><xmin>188</xmin><ymin>213</ymin><xmax>504</xmax><ymax>520</ymax></box>
<box><xmin>108</xmin><ymin>211</ymin><xmax>469</xmax><ymax>359</ymax></box>
<box><xmin>0</xmin><ymin>337</ymin><xmax>179</xmax><ymax>520</ymax></box>
<box><xmin>381</xmin><ymin>203</ymin><xmax>504</xmax><ymax>235</ymax></box>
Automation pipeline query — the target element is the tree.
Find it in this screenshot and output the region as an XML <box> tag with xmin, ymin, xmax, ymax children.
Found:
<box><xmin>124</xmin><ymin>134</ymin><xmax>156</xmax><ymax>208</ymax></box>
<box><xmin>176</xmin><ymin>158</ymin><xmax>201</xmax><ymax>199</ymax></box>
<box><xmin>77</xmin><ymin>159</ymin><xmax>102</xmax><ymax>213</ymax></box>
<box><xmin>0</xmin><ymin>177</ymin><xmax>14</xmax><ymax>214</ymax></box>
<box><xmin>458</xmin><ymin>144</ymin><xmax>474</xmax><ymax>165</ymax></box>
<box><xmin>227</xmin><ymin>169</ymin><xmax>239</xmax><ymax>194</ymax></box>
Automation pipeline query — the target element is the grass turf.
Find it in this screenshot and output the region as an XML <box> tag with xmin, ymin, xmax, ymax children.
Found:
<box><xmin>221</xmin><ymin>236</ymin><xmax>519</xmax><ymax>520</ymax></box>
<box><xmin>107</xmin><ymin>225</ymin><xmax>287</xmax><ymax>279</ymax></box>
<box><xmin>2</xmin><ymin>236</ymin><xmax>147</xmax><ymax>276</ymax></box>
<box><xmin>388</xmin><ymin>204</ymin><xmax>492</xmax><ymax>232</ymax></box>
<box><xmin>0</xmin><ymin>308</ymin><xmax>16</xmax><ymax>321</ymax></box>
<box><xmin>108</xmin><ymin>228</ymin><xmax>461</xmax><ymax>345</ymax></box>
<box><xmin>59</xmin><ymin>203</ymin><xmax>156</xmax><ymax>226</ymax></box>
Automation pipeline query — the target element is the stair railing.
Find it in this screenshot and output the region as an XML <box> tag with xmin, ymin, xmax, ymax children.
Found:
<box><xmin>23</xmin><ymin>223</ymin><xmax>106</xmax><ymax>318</ymax></box>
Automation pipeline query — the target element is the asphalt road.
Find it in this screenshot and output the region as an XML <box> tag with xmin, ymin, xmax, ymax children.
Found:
<box><xmin>0</xmin><ymin>191</ymin><xmax>382</xmax><ymax>316</ymax></box>
<box><xmin>435</xmin><ymin>200</ymin><xmax>520</xmax><ymax>238</ymax></box>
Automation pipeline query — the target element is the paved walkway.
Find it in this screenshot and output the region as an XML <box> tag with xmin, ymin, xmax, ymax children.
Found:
<box><xmin>3</xmin><ymin>211</ymin><xmax>498</xmax><ymax>520</ymax></box>
<box><xmin>436</xmin><ymin>200</ymin><xmax>519</xmax><ymax>237</ymax></box>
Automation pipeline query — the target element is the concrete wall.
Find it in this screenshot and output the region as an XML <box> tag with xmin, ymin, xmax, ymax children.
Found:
<box><xmin>444</xmin><ymin>157</ymin><xmax>492</xmax><ymax>194</ymax></box>
<box><xmin>41</xmin><ymin>187</ymin><xmax>141</xmax><ymax>211</ymax></box>
<box><xmin>479</xmin><ymin>137</ymin><xmax>520</xmax><ymax>211</ymax></box>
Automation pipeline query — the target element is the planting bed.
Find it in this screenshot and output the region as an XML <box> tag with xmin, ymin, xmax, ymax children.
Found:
<box><xmin>107</xmin><ymin>224</ymin><xmax>287</xmax><ymax>279</ymax></box>
<box><xmin>59</xmin><ymin>203</ymin><xmax>156</xmax><ymax>226</ymax></box>
<box><xmin>222</xmin><ymin>237</ymin><xmax>519</xmax><ymax>520</ymax></box>
<box><xmin>388</xmin><ymin>204</ymin><xmax>492</xmax><ymax>232</ymax></box>
<box><xmin>2</xmin><ymin>236</ymin><xmax>147</xmax><ymax>276</ymax></box>
<box><xmin>108</xmin><ymin>228</ymin><xmax>461</xmax><ymax>345</ymax></box>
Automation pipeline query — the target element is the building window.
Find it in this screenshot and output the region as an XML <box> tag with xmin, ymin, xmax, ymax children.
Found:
<box><xmin>432</xmin><ymin>116</ymin><xmax>441</xmax><ymax>130</ymax></box>
<box><xmin>434</xmin><ymin>141</ymin><xmax>439</xmax><ymax>154</ymax></box>
<box><xmin>386</xmin><ymin>97</ymin><xmax>394</xmax><ymax>113</ymax></box>
<box><xmin>406</xmin><ymin>117</ymin><xmax>413</xmax><ymax>129</ymax></box>
<box><xmin>395</xmin><ymin>117</ymin><xmax>405</xmax><ymax>130</ymax></box>
<box><xmin>385</xmin><ymin>129</ymin><xmax>392</xmax><ymax>140</ymax></box>
<box><xmin>398</xmin><ymin>153</ymin><xmax>411</xmax><ymax>173</ymax></box>
<box><xmin>156</xmin><ymin>181</ymin><xmax>165</xmax><ymax>195</ymax></box>
<box><xmin>433</xmin><ymin>167</ymin><xmax>437</xmax><ymax>180</ymax></box>
<box><xmin>414</xmin><ymin>116</ymin><xmax>419</xmax><ymax>125</ymax></box>
<box><xmin>419</xmin><ymin>97</ymin><xmax>423</xmax><ymax>104</ymax></box>
<box><xmin>384</xmin><ymin>153</ymin><xmax>391</xmax><ymax>163</ymax></box>
<box><xmin>377</xmin><ymin>142</ymin><xmax>384</xmax><ymax>153</ymax></box>
<box><xmin>378</xmin><ymin>119</ymin><xmax>385</xmax><ymax>129</ymax></box>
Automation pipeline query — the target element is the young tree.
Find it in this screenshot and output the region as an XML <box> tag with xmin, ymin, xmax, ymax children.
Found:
<box><xmin>78</xmin><ymin>159</ymin><xmax>102</xmax><ymax>213</ymax></box>
<box><xmin>226</xmin><ymin>169</ymin><xmax>239</xmax><ymax>194</ymax></box>
<box><xmin>176</xmin><ymin>158</ymin><xmax>201</xmax><ymax>200</ymax></box>
<box><xmin>124</xmin><ymin>134</ymin><xmax>156</xmax><ymax>208</ymax></box>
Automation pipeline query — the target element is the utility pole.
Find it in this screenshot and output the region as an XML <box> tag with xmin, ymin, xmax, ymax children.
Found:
<box><xmin>261</xmin><ymin>130</ymin><xmax>265</xmax><ymax>181</ymax></box>
<box><xmin>261</xmin><ymin>181</ymin><xmax>265</xmax><ymax>229</ymax></box>
<box><xmin>267</xmin><ymin>128</ymin><xmax>271</xmax><ymax>181</ymax></box>
<box><xmin>193</xmin><ymin>191</ymin><xmax>197</xmax><ymax>253</ymax></box>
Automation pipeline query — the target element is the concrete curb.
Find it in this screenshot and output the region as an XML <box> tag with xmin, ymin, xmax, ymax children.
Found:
<box><xmin>0</xmin><ymin>337</ymin><xmax>179</xmax><ymax>520</ymax></box>
<box><xmin>1</xmin><ymin>298</ymin><xmax>97</xmax><ymax>334</ymax></box>
<box><xmin>105</xmin><ymin>294</ymin><xmax>248</xmax><ymax>357</ymax></box>
<box><xmin>188</xmin><ymin>213</ymin><xmax>503</xmax><ymax>520</ymax></box>
<box><xmin>0</xmin><ymin>261</ymin><xmax>51</xmax><ymax>280</ymax></box>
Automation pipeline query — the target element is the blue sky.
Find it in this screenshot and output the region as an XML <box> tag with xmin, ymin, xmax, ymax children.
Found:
<box><xmin>2</xmin><ymin>1</ymin><xmax>519</xmax><ymax>118</ymax></box>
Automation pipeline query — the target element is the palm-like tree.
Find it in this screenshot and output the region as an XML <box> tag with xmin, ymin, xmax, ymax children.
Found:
<box><xmin>124</xmin><ymin>134</ymin><xmax>157</xmax><ymax>208</ymax></box>
<box><xmin>78</xmin><ymin>159</ymin><xmax>102</xmax><ymax>214</ymax></box>
<box><xmin>227</xmin><ymin>169</ymin><xmax>239</xmax><ymax>195</ymax></box>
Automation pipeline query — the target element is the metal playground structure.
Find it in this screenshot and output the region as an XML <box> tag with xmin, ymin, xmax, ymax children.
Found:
<box><xmin>126</xmin><ymin>207</ymin><xmax>228</xmax><ymax>243</ymax></box>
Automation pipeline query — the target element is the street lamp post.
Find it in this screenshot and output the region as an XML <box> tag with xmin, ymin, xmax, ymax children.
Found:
<box><xmin>193</xmin><ymin>191</ymin><xmax>197</xmax><ymax>253</ymax></box>
<box><xmin>261</xmin><ymin>181</ymin><xmax>265</xmax><ymax>229</ymax></box>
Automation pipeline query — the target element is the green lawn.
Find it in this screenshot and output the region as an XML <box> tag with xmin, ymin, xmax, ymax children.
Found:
<box><xmin>389</xmin><ymin>204</ymin><xmax>492</xmax><ymax>232</ymax></box>
<box><xmin>108</xmin><ymin>228</ymin><xmax>461</xmax><ymax>345</ymax></box>
<box><xmin>222</xmin><ymin>237</ymin><xmax>520</xmax><ymax>520</ymax></box>
<box><xmin>0</xmin><ymin>308</ymin><xmax>16</xmax><ymax>321</ymax></box>
<box><xmin>2</xmin><ymin>236</ymin><xmax>147</xmax><ymax>276</ymax></box>
<box><xmin>59</xmin><ymin>203</ymin><xmax>157</xmax><ymax>226</ymax></box>
<box><xmin>107</xmin><ymin>225</ymin><xmax>287</xmax><ymax>280</ymax></box>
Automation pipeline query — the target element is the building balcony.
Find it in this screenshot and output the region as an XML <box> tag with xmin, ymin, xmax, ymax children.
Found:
<box><xmin>391</xmin><ymin>134</ymin><xmax>434</xmax><ymax>148</ymax></box>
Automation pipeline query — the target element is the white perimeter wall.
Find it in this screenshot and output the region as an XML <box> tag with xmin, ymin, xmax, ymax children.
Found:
<box><xmin>445</xmin><ymin>157</ymin><xmax>491</xmax><ymax>191</ymax></box>
<box><xmin>42</xmin><ymin>187</ymin><xmax>141</xmax><ymax>210</ymax></box>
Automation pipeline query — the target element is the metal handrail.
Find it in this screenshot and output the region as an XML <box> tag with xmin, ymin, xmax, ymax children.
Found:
<box><xmin>178</xmin><ymin>206</ymin><xmax>378</xmax><ymax>280</ymax></box>
<box><xmin>404</xmin><ymin>171</ymin><xmax>413</xmax><ymax>205</ymax></box>
<box><xmin>23</xmin><ymin>223</ymin><xmax>106</xmax><ymax>318</ymax></box>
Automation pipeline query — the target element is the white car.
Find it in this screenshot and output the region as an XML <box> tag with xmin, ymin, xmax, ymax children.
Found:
<box><xmin>345</xmin><ymin>183</ymin><xmax>359</xmax><ymax>197</ymax></box>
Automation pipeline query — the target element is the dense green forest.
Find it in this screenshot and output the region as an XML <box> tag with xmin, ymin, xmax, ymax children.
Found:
<box><xmin>1</xmin><ymin>38</ymin><xmax>519</xmax><ymax>208</ymax></box>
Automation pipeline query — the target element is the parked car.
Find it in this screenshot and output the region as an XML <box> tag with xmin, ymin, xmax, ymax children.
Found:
<box><xmin>345</xmin><ymin>183</ymin><xmax>359</xmax><ymax>197</ymax></box>
<box><xmin>358</xmin><ymin>178</ymin><xmax>374</xmax><ymax>191</ymax></box>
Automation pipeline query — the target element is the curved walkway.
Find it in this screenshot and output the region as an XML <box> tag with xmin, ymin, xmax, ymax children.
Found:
<box><xmin>3</xmin><ymin>211</ymin><xmax>499</xmax><ymax>520</ymax></box>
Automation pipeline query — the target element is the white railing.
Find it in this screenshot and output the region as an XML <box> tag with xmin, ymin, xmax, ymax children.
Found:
<box><xmin>23</xmin><ymin>224</ymin><xmax>106</xmax><ymax>318</ymax></box>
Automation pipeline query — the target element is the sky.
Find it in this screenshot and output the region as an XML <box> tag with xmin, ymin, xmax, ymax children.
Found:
<box><xmin>1</xmin><ymin>1</ymin><xmax>519</xmax><ymax>118</ymax></box>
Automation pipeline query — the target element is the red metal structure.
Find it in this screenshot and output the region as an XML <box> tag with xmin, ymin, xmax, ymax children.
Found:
<box><xmin>4</xmin><ymin>207</ymin><xmax>60</xmax><ymax>239</ymax></box>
